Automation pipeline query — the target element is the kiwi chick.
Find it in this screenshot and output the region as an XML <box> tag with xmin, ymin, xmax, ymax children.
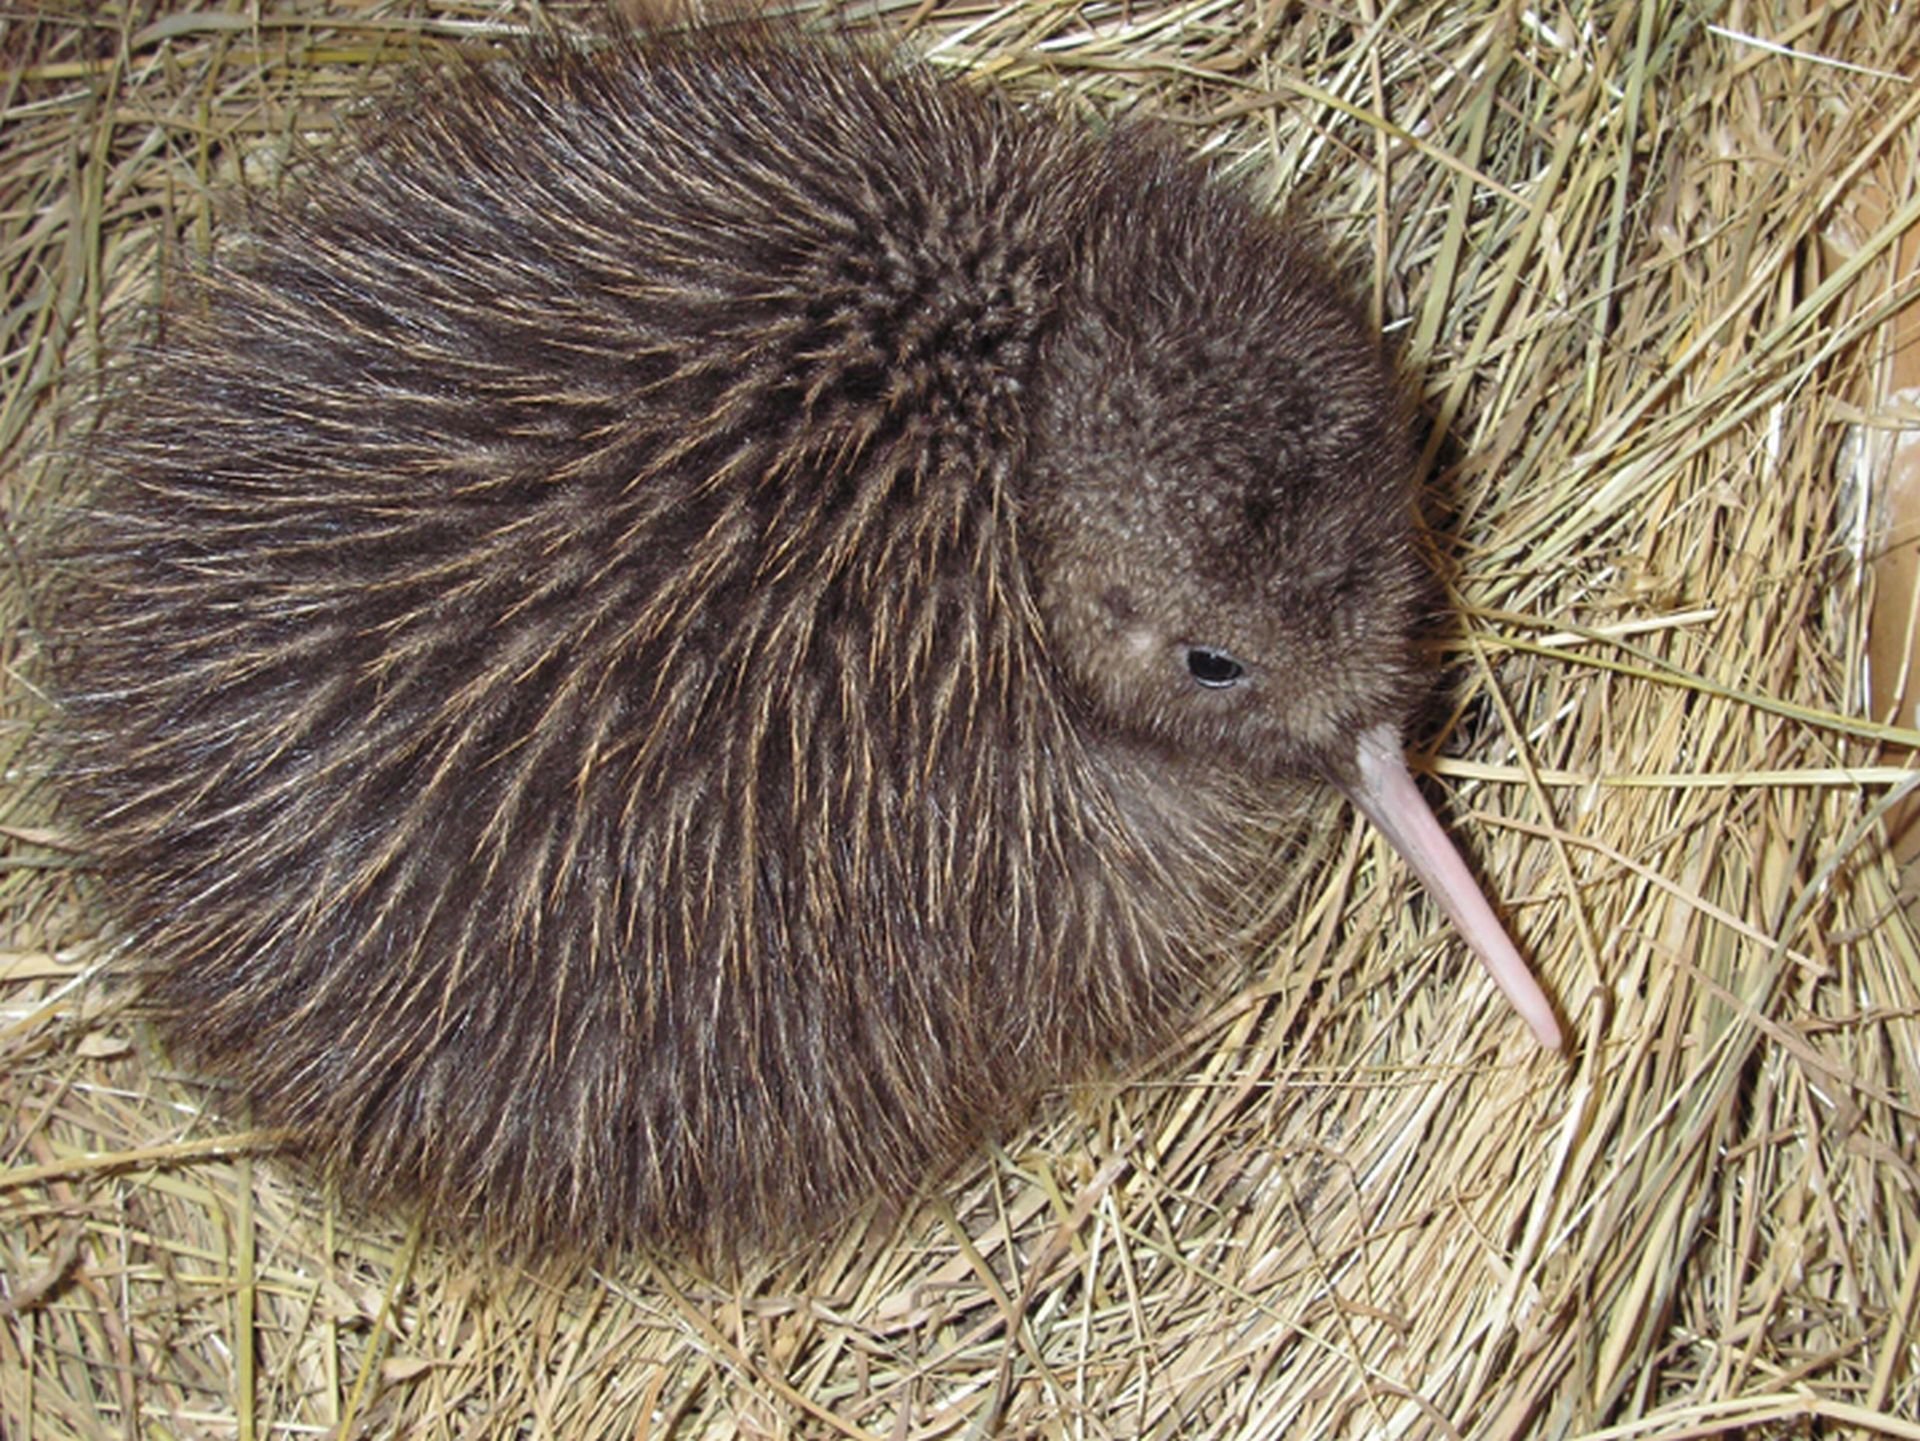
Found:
<box><xmin>51</xmin><ymin>29</ymin><xmax>1560</xmax><ymax>1260</ymax></box>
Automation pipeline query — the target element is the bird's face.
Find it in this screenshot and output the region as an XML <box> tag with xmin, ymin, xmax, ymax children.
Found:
<box><xmin>1023</xmin><ymin>261</ymin><xmax>1564</xmax><ymax>1051</ymax></box>
<box><xmin>1027</xmin><ymin>463</ymin><xmax>1428</xmax><ymax>784</ymax></box>
<box><xmin>1025</xmin><ymin>291</ymin><xmax>1429</xmax><ymax>785</ymax></box>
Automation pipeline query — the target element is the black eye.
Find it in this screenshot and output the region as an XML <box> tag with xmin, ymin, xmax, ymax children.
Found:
<box><xmin>1186</xmin><ymin>647</ymin><xmax>1245</xmax><ymax>688</ymax></box>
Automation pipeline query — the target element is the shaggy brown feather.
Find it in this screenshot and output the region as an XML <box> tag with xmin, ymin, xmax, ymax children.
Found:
<box><xmin>53</xmin><ymin>30</ymin><xmax>1463</xmax><ymax>1258</ymax></box>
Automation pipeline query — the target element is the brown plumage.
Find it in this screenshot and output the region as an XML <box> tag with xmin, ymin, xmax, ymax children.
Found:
<box><xmin>51</xmin><ymin>29</ymin><xmax>1560</xmax><ymax>1259</ymax></box>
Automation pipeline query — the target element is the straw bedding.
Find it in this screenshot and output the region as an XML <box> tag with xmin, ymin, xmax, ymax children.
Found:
<box><xmin>3</xmin><ymin>2</ymin><xmax>1916</xmax><ymax>1436</ymax></box>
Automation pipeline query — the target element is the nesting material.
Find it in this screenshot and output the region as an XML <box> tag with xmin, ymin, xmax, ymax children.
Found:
<box><xmin>3</xmin><ymin>3</ymin><xmax>1917</xmax><ymax>1438</ymax></box>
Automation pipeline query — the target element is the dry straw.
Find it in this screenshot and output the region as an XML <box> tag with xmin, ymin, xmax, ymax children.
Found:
<box><xmin>3</xmin><ymin>2</ymin><xmax>1917</xmax><ymax>1437</ymax></box>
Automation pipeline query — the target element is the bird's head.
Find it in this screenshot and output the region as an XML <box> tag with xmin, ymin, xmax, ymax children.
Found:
<box><xmin>1022</xmin><ymin>166</ymin><xmax>1563</xmax><ymax>1049</ymax></box>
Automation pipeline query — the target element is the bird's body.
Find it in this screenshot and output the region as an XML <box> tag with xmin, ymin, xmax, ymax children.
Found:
<box><xmin>53</xmin><ymin>30</ymin><xmax>1558</xmax><ymax>1258</ymax></box>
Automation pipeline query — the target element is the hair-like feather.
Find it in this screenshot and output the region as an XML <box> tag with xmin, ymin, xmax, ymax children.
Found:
<box><xmin>50</xmin><ymin>30</ymin><xmax>1483</xmax><ymax>1258</ymax></box>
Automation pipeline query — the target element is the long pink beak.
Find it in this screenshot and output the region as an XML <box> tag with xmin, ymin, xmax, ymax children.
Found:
<box><xmin>1341</xmin><ymin>725</ymin><xmax>1564</xmax><ymax>1051</ymax></box>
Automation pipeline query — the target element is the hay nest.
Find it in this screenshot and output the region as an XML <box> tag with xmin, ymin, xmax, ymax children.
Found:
<box><xmin>3</xmin><ymin>2</ymin><xmax>1916</xmax><ymax>1436</ymax></box>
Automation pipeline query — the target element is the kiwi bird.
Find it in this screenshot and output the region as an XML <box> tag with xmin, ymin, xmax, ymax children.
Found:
<box><xmin>52</xmin><ymin>30</ymin><xmax>1561</xmax><ymax>1258</ymax></box>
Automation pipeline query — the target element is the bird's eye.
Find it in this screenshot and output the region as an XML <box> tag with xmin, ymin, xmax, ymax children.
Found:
<box><xmin>1186</xmin><ymin>647</ymin><xmax>1245</xmax><ymax>688</ymax></box>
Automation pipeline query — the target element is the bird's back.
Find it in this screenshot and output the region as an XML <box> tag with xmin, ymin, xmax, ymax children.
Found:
<box><xmin>56</xmin><ymin>35</ymin><xmax>1230</xmax><ymax>1255</ymax></box>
